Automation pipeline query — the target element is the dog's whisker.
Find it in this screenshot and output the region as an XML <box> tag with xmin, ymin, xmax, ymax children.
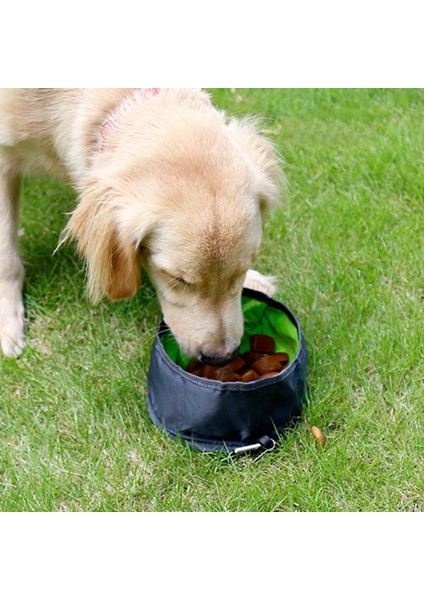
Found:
<box><xmin>139</xmin><ymin>323</ymin><xmax>173</xmax><ymax>347</ymax></box>
<box><xmin>142</xmin><ymin>282</ymin><xmax>173</xmax><ymax>303</ymax></box>
<box><xmin>139</xmin><ymin>328</ymin><xmax>163</xmax><ymax>346</ymax></box>
<box><xmin>141</xmin><ymin>286</ymin><xmax>160</xmax><ymax>302</ymax></box>
<box><xmin>139</xmin><ymin>324</ymin><xmax>160</xmax><ymax>338</ymax></box>
<box><xmin>161</xmin><ymin>278</ymin><xmax>183</xmax><ymax>300</ymax></box>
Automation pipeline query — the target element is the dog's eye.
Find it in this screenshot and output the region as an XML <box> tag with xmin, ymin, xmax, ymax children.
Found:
<box><xmin>161</xmin><ymin>270</ymin><xmax>190</xmax><ymax>286</ymax></box>
<box><xmin>175</xmin><ymin>276</ymin><xmax>190</xmax><ymax>286</ymax></box>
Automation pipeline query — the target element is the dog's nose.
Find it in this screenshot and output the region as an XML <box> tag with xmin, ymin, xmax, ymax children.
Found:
<box><xmin>199</xmin><ymin>344</ymin><xmax>240</xmax><ymax>366</ymax></box>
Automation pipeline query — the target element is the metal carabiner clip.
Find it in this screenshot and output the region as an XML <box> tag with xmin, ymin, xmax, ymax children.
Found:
<box><xmin>250</xmin><ymin>438</ymin><xmax>277</xmax><ymax>464</ymax></box>
<box><xmin>227</xmin><ymin>437</ymin><xmax>277</xmax><ymax>467</ymax></box>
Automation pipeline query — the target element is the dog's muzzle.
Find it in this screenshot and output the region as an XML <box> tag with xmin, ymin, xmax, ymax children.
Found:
<box><xmin>198</xmin><ymin>345</ymin><xmax>240</xmax><ymax>366</ymax></box>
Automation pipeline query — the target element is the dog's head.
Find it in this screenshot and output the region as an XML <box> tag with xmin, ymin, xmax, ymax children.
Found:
<box><xmin>65</xmin><ymin>98</ymin><xmax>283</xmax><ymax>363</ymax></box>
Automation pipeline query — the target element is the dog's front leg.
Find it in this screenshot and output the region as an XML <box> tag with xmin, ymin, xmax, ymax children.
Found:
<box><xmin>243</xmin><ymin>269</ymin><xmax>277</xmax><ymax>298</ymax></box>
<box><xmin>0</xmin><ymin>168</ymin><xmax>25</xmax><ymax>357</ymax></box>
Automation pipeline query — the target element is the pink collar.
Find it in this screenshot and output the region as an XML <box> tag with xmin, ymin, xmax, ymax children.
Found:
<box><xmin>100</xmin><ymin>88</ymin><xmax>163</xmax><ymax>151</ymax></box>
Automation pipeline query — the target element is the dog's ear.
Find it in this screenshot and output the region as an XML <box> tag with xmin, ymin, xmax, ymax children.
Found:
<box><xmin>61</xmin><ymin>180</ymin><xmax>150</xmax><ymax>302</ymax></box>
<box><xmin>104</xmin><ymin>227</ymin><xmax>141</xmax><ymax>301</ymax></box>
<box><xmin>227</xmin><ymin>116</ymin><xmax>286</xmax><ymax>213</ymax></box>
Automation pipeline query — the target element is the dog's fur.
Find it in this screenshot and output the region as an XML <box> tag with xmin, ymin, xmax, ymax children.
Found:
<box><xmin>0</xmin><ymin>88</ymin><xmax>282</xmax><ymax>361</ymax></box>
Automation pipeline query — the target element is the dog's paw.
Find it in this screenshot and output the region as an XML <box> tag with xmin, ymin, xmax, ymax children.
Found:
<box><xmin>0</xmin><ymin>299</ymin><xmax>26</xmax><ymax>358</ymax></box>
<box><xmin>243</xmin><ymin>269</ymin><xmax>277</xmax><ymax>298</ymax></box>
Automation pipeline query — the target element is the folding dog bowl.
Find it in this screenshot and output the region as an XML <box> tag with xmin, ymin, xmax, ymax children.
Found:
<box><xmin>147</xmin><ymin>288</ymin><xmax>308</xmax><ymax>453</ymax></box>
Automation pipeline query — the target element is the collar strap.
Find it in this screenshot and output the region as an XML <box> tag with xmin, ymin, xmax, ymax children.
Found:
<box><xmin>100</xmin><ymin>88</ymin><xmax>163</xmax><ymax>151</ymax></box>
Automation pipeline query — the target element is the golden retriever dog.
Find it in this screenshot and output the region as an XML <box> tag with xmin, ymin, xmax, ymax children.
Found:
<box><xmin>0</xmin><ymin>88</ymin><xmax>282</xmax><ymax>362</ymax></box>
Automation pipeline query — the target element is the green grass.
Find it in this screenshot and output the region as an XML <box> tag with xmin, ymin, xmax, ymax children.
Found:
<box><xmin>1</xmin><ymin>89</ymin><xmax>423</xmax><ymax>511</ymax></box>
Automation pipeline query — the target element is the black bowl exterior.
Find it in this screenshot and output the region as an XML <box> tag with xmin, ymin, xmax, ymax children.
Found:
<box><xmin>147</xmin><ymin>289</ymin><xmax>308</xmax><ymax>452</ymax></box>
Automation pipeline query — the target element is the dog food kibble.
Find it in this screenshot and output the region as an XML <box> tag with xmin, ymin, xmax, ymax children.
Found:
<box><xmin>311</xmin><ymin>425</ymin><xmax>326</xmax><ymax>447</ymax></box>
<box><xmin>241</xmin><ymin>351</ymin><xmax>263</xmax><ymax>365</ymax></box>
<box><xmin>271</xmin><ymin>352</ymin><xmax>289</xmax><ymax>364</ymax></box>
<box><xmin>259</xmin><ymin>371</ymin><xmax>282</xmax><ymax>379</ymax></box>
<box><xmin>187</xmin><ymin>358</ymin><xmax>203</xmax><ymax>373</ymax></box>
<box><xmin>211</xmin><ymin>367</ymin><xmax>242</xmax><ymax>382</ymax></box>
<box><xmin>252</xmin><ymin>354</ymin><xmax>289</xmax><ymax>375</ymax></box>
<box><xmin>250</xmin><ymin>334</ymin><xmax>276</xmax><ymax>354</ymax></box>
<box><xmin>186</xmin><ymin>334</ymin><xmax>290</xmax><ymax>383</ymax></box>
<box><xmin>227</xmin><ymin>355</ymin><xmax>247</xmax><ymax>373</ymax></box>
<box><xmin>241</xmin><ymin>369</ymin><xmax>260</xmax><ymax>383</ymax></box>
<box><xmin>202</xmin><ymin>364</ymin><xmax>220</xmax><ymax>379</ymax></box>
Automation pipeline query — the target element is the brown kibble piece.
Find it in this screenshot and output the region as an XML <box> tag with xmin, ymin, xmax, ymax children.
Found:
<box><xmin>272</xmin><ymin>352</ymin><xmax>289</xmax><ymax>365</ymax></box>
<box><xmin>250</xmin><ymin>334</ymin><xmax>276</xmax><ymax>354</ymax></box>
<box><xmin>252</xmin><ymin>354</ymin><xmax>286</xmax><ymax>375</ymax></box>
<box><xmin>259</xmin><ymin>371</ymin><xmax>281</xmax><ymax>379</ymax></box>
<box><xmin>202</xmin><ymin>364</ymin><xmax>221</xmax><ymax>379</ymax></box>
<box><xmin>226</xmin><ymin>355</ymin><xmax>247</xmax><ymax>373</ymax></box>
<box><xmin>241</xmin><ymin>369</ymin><xmax>260</xmax><ymax>382</ymax></box>
<box><xmin>187</xmin><ymin>358</ymin><xmax>203</xmax><ymax>373</ymax></box>
<box><xmin>211</xmin><ymin>367</ymin><xmax>242</xmax><ymax>382</ymax></box>
<box><xmin>241</xmin><ymin>351</ymin><xmax>263</xmax><ymax>365</ymax></box>
<box><xmin>311</xmin><ymin>426</ymin><xmax>326</xmax><ymax>447</ymax></box>
<box><xmin>191</xmin><ymin>367</ymin><xmax>204</xmax><ymax>377</ymax></box>
<box><xmin>238</xmin><ymin>365</ymin><xmax>252</xmax><ymax>376</ymax></box>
